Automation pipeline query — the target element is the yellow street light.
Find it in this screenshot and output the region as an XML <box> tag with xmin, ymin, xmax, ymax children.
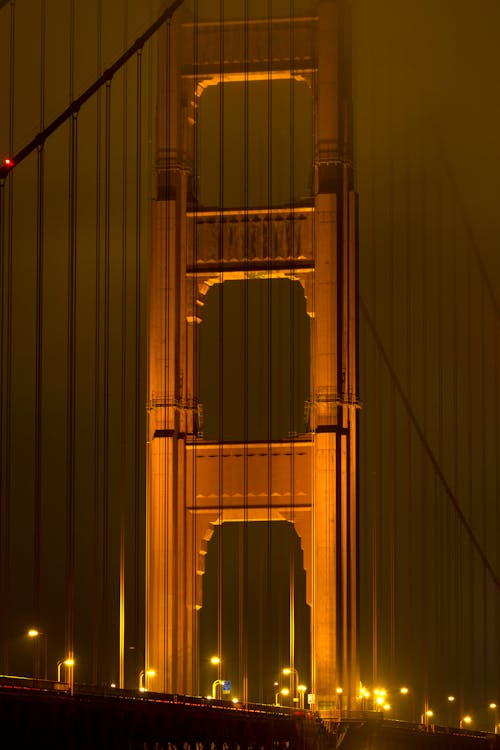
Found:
<box><xmin>210</xmin><ymin>656</ymin><xmax>221</xmax><ymax>665</ymax></box>
<box><xmin>400</xmin><ymin>687</ymin><xmax>409</xmax><ymax>695</ymax></box>
<box><xmin>282</xmin><ymin>667</ymin><xmax>299</xmax><ymax>703</ymax></box>
<box><xmin>139</xmin><ymin>668</ymin><xmax>156</xmax><ymax>692</ymax></box>
<box><xmin>57</xmin><ymin>658</ymin><xmax>75</xmax><ymax>683</ymax></box>
<box><xmin>383</xmin><ymin>704</ymin><xmax>391</xmax><ymax>711</ymax></box>
<box><xmin>448</xmin><ymin>695</ymin><xmax>455</xmax><ymax>702</ymax></box>
<box><xmin>297</xmin><ymin>684</ymin><xmax>307</xmax><ymax>710</ymax></box>
<box><xmin>336</xmin><ymin>687</ymin><xmax>343</xmax><ymax>694</ymax></box>
<box><xmin>274</xmin><ymin>686</ymin><xmax>290</xmax><ymax>706</ymax></box>
<box><xmin>489</xmin><ymin>704</ymin><xmax>498</xmax><ymax>734</ymax></box>
<box><xmin>460</xmin><ymin>715</ymin><xmax>472</xmax><ymax>729</ymax></box>
<box><xmin>27</xmin><ymin>629</ymin><xmax>48</xmax><ymax>680</ymax></box>
<box><xmin>426</xmin><ymin>710</ymin><xmax>434</xmax><ymax>718</ymax></box>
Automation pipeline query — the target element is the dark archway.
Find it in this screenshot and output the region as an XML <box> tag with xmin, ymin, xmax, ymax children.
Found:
<box><xmin>199</xmin><ymin>520</ymin><xmax>311</xmax><ymax>705</ymax></box>
<box><xmin>198</xmin><ymin>278</ymin><xmax>310</xmax><ymax>442</ymax></box>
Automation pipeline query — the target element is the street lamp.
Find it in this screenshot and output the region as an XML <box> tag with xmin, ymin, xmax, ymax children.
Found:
<box><xmin>359</xmin><ymin>686</ymin><xmax>370</xmax><ymax>712</ymax></box>
<box><xmin>210</xmin><ymin>656</ymin><xmax>221</xmax><ymax>665</ymax></box>
<box><xmin>336</xmin><ymin>687</ymin><xmax>343</xmax><ymax>718</ymax></box>
<box><xmin>212</xmin><ymin>678</ymin><xmax>230</xmax><ymax>699</ymax></box>
<box><xmin>275</xmin><ymin>687</ymin><xmax>289</xmax><ymax>706</ymax></box>
<box><xmin>446</xmin><ymin>695</ymin><xmax>456</xmax><ymax>726</ymax></box>
<box><xmin>139</xmin><ymin>668</ymin><xmax>156</xmax><ymax>692</ymax></box>
<box><xmin>57</xmin><ymin>657</ymin><xmax>75</xmax><ymax>689</ymax></box>
<box><xmin>460</xmin><ymin>715</ymin><xmax>472</xmax><ymax>729</ymax></box>
<box><xmin>489</xmin><ymin>703</ymin><xmax>498</xmax><ymax>734</ymax></box>
<box><xmin>282</xmin><ymin>667</ymin><xmax>299</xmax><ymax>703</ymax></box>
<box><xmin>298</xmin><ymin>685</ymin><xmax>307</xmax><ymax>710</ymax></box>
<box><xmin>27</xmin><ymin>629</ymin><xmax>48</xmax><ymax>680</ymax></box>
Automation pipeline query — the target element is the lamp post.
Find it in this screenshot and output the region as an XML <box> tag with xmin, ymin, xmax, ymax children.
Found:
<box><xmin>298</xmin><ymin>685</ymin><xmax>307</xmax><ymax>710</ymax></box>
<box><xmin>359</xmin><ymin>686</ymin><xmax>370</xmax><ymax>712</ymax></box>
<box><xmin>212</xmin><ymin>678</ymin><xmax>230</xmax><ymax>699</ymax></box>
<box><xmin>489</xmin><ymin>704</ymin><xmax>498</xmax><ymax>734</ymax></box>
<box><xmin>57</xmin><ymin>657</ymin><xmax>75</xmax><ymax>695</ymax></box>
<box><xmin>420</xmin><ymin>709</ymin><xmax>434</xmax><ymax>727</ymax></box>
<box><xmin>336</xmin><ymin>687</ymin><xmax>343</xmax><ymax>718</ymax></box>
<box><xmin>275</xmin><ymin>687</ymin><xmax>289</xmax><ymax>706</ymax></box>
<box><xmin>139</xmin><ymin>668</ymin><xmax>156</xmax><ymax>692</ymax></box>
<box><xmin>447</xmin><ymin>695</ymin><xmax>456</xmax><ymax>727</ymax></box>
<box><xmin>27</xmin><ymin>629</ymin><xmax>48</xmax><ymax>680</ymax></box>
<box><xmin>282</xmin><ymin>667</ymin><xmax>299</xmax><ymax>704</ymax></box>
<box><xmin>460</xmin><ymin>715</ymin><xmax>472</xmax><ymax>729</ymax></box>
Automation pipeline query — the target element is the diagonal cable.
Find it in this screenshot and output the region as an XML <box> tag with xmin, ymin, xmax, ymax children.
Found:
<box><xmin>360</xmin><ymin>296</ymin><xmax>500</xmax><ymax>592</ymax></box>
<box><xmin>0</xmin><ymin>0</ymin><xmax>185</xmax><ymax>180</ymax></box>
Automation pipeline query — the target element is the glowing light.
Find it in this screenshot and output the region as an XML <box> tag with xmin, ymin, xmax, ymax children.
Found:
<box><xmin>448</xmin><ymin>696</ymin><xmax>455</xmax><ymax>702</ymax></box>
<box><xmin>298</xmin><ymin>685</ymin><xmax>307</xmax><ymax>693</ymax></box>
<box><xmin>110</xmin><ymin>683</ymin><xmax>116</xmax><ymax>688</ymax></box>
<box><xmin>281</xmin><ymin>688</ymin><xmax>290</xmax><ymax>696</ymax></box>
<box><xmin>400</xmin><ymin>687</ymin><xmax>409</xmax><ymax>695</ymax></box>
<box><xmin>232</xmin><ymin>698</ymin><xmax>239</xmax><ymax>703</ymax></box>
<box><xmin>336</xmin><ymin>687</ymin><xmax>343</xmax><ymax>694</ymax></box>
<box><xmin>426</xmin><ymin>710</ymin><xmax>434</xmax><ymax>718</ymax></box>
<box><xmin>490</xmin><ymin>703</ymin><xmax>497</xmax><ymax>709</ymax></box>
<box><xmin>383</xmin><ymin>704</ymin><xmax>391</xmax><ymax>711</ymax></box>
<box><xmin>462</xmin><ymin>715</ymin><xmax>472</xmax><ymax>725</ymax></box>
<box><xmin>28</xmin><ymin>629</ymin><xmax>39</xmax><ymax>638</ymax></box>
<box><xmin>376</xmin><ymin>697</ymin><xmax>384</xmax><ymax>705</ymax></box>
<box><xmin>64</xmin><ymin>658</ymin><xmax>75</xmax><ymax>667</ymax></box>
<box><xmin>282</xmin><ymin>668</ymin><xmax>292</xmax><ymax>676</ymax></box>
<box><xmin>210</xmin><ymin>656</ymin><xmax>221</xmax><ymax>665</ymax></box>
<box><xmin>3</xmin><ymin>158</ymin><xmax>13</xmax><ymax>167</ymax></box>
<box><xmin>145</xmin><ymin>669</ymin><xmax>156</xmax><ymax>677</ymax></box>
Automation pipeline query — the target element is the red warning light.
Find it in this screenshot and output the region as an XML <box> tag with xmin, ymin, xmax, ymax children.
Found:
<box><xmin>3</xmin><ymin>158</ymin><xmax>13</xmax><ymax>167</ymax></box>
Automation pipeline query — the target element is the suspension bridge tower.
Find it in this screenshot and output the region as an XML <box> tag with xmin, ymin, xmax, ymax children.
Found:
<box><xmin>146</xmin><ymin>0</ymin><xmax>359</xmax><ymax>717</ymax></box>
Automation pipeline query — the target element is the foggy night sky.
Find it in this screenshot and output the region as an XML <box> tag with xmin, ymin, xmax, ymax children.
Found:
<box><xmin>0</xmin><ymin>0</ymin><xmax>499</xmax><ymax>719</ymax></box>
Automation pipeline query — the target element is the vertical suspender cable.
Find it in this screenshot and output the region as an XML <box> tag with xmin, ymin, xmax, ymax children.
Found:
<box><xmin>65</xmin><ymin>0</ymin><xmax>77</xmax><ymax>689</ymax></box>
<box><xmin>387</xmin><ymin>94</ymin><xmax>396</xmax><ymax>687</ymax></box>
<box><xmin>0</xmin><ymin>0</ymin><xmax>15</xmax><ymax>675</ymax></box>
<box><xmin>192</xmin><ymin>0</ymin><xmax>199</xmax><ymax>690</ymax></box>
<box><xmin>216</xmin><ymin>0</ymin><xmax>224</xmax><ymax>680</ymax></box>
<box><xmin>33</xmin><ymin>2</ymin><xmax>46</xmax><ymax>665</ymax></box>
<box><xmin>238</xmin><ymin>0</ymin><xmax>249</xmax><ymax>705</ymax></box>
<box><xmin>119</xmin><ymin>2</ymin><xmax>129</xmax><ymax>691</ymax></box>
<box><xmin>134</xmin><ymin>46</ymin><xmax>143</xmax><ymax>678</ymax></box>
<box><xmin>404</xmin><ymin>130</ymin><xmax>414</xmax><ymax>713</ymax></box>
<box><xmin>465</xmin><ymin>206</ymin><xmax>474</xmax><ymax>701</ymax></box>
<box><xmin>101</xmin><ymin>77</ymin><xmax>112</xmax><ymax>684</ymax></box>
<box><xmin>265</xmin><ymin>0</ymin><xmax>274</xmax><ymax>694</ymax></box>
<box><xmin>92</xmin><ymin>0</ymin><xmax>103</xmax><ymax>682</ymax></box>
<box><xmin>369</xmin><ymin>44</ymin><xmax>378</xmax><ymax>688</ymax></box>
<box><xmin>420</xmin><ymin>140</ymin><xmax>429</xmax><ymax>717</ymax></box>
<box><xmin>288</xmin><ymin>0</ymin><xmax>296</xmax><ymax>687</ymax></box>
<box><xmin>0</xmin><ymin>174</ymin><xmax>5</xmax><ymax>669</ymax></box>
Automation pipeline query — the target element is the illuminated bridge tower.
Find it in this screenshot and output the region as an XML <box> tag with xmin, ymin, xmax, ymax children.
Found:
<box><xmin>147</xmin><ymin>0</ymin><xmax>359</xmax><ymax>717</ymax></box>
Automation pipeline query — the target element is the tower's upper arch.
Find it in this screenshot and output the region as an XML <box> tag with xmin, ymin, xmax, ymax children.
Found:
<box><xmin>195</xmin><ymin>78</ymin><xmax>313</xmax><ymax>210</ymax></box>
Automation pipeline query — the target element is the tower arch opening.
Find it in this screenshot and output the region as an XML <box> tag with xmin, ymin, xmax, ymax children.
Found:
<box><xmin>198</xmin><ymin>278</ymin><xmax>310</xmax><ymax>442</ymax></box>
<box><xmin>195</xmin><ymin>78</ymin><xmax>313</xmax><ymax>210</ymax></box>
<box><xmin>199</xmin><ymin>520</ymin><xmax>311</xmax><ymax>704</ymax></box>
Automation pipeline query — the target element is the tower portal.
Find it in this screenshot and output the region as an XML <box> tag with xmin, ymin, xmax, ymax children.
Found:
<box><xmin>146</xmin><ymin>0</ymin><xmax>359</xmax><ymax>717</ymax></box>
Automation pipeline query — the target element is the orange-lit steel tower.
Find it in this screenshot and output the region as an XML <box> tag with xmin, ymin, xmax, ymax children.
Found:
<box><xmin>146</xmin><ymin>0</ymin><xmax>359</xmax><ymax>717</ymax></box>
